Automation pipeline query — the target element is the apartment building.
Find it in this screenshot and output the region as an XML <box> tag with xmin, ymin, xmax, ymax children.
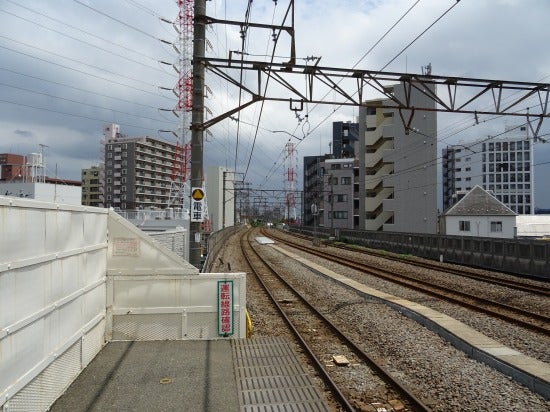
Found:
<box><xmin>302</xmin><ymin>122</ymin><xmax>360</xmax><ymax>229</ymax></box>
<box><xmin>0</xmin><ymin>153</ymin><xmax>26</xmax><ymax>182</ymax></box>
<box><xmin>81</xmin><ymin>166</ymin><xmax>103</xmax><ymax>207</ymax></box>
<box><xmin>442</xmin><ymin>125</ymin><xmax>534</xmax><ymax>214</ymax></box>
<box><xmin>358</xmin><ymin>81</ymin><xmax>438</xmax><ymax>233</ymax></box>
<box><xmin>332</xmin><ymin>121</ymin><xmax>359</xmax><ymax>158</ymax></box>
<box><xmin>102</xmin><ymin>124</ymin><xmax>181</xmax><ymax>210</ymax></box>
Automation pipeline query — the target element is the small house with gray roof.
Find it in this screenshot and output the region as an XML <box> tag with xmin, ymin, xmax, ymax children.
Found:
<box><xmin>442</xmin><ymin>185</ymin><xmax>517</xmax><ymax>238</ymax></box>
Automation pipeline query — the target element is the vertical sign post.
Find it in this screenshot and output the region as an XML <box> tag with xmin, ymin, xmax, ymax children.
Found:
<box><xmin>217</xmin><ymin>280</ymin><xmax>234</xmax><ymax>336</ymax></box>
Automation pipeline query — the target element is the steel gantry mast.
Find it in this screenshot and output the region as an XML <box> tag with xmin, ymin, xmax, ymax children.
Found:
<box><xmin>187</xmin><ymin>0</ymin><xmax>550</xmax><ymax>267</ymax></box>
<box><xmin>198</xmin><ymin>57</ymin><xmax>550</xmax><ymax>138</ymax></box>
<box><xmin>284</xmin><ymin>142</ymin><xmax>297</xmax><ymax>223</ymax></box>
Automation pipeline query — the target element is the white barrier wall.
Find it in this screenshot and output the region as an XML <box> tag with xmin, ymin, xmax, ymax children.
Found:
<box><xmin>106</xmin><ymin>211</ymin><xmax>246</xmax><ymax>340</ymax></box>
<box><xmin>0</xmin><ymin>203</ymin><xmax>247</xmax><ymax>411</ymax></box>
<box><xmin>0</xmin><ymin>197</ymin><xmax>108</xmax><ymax>411</ymax></box>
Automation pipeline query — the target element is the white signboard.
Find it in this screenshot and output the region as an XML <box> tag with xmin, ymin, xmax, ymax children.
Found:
<box><xmin>191</xmin><ymin>187</ymin><xmax>205</xmax><ymax>222</ymax></box>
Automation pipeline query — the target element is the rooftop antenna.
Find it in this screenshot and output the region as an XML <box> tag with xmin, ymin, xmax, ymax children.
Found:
<box><xmin>421</xmin><ymin>63</ymin><xmax>432</xmax><ymax>76</ymax></box>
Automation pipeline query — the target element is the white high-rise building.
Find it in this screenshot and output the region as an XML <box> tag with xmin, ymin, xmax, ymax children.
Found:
<box><xmin>442</xmin><ymin>125</ymin><xmax>534</xmax><ymax>214</ymax></box>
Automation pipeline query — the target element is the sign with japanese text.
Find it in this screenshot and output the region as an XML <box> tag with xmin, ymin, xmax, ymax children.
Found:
<box><xmin>191</xmin><ymin>187</ymin><xmax>204</xmax><ymax>222</ymax></box>
<box><xmin>217</xmin><ymin>280</ymin><xmax>234</xmax><ymax>336</ymax></box>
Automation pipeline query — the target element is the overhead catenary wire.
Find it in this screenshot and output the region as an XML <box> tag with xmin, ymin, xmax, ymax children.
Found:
<box><xmin>0</xmin><ymin>66</ymin><xmax>167</xmax><ymax>110</ymax></box>
<box><xmin>72</xmin><ymin>0</ymin><xmax>159</xmax><ymax>41</ymax></box>
<box><xmin>0</xmin><ymin>6</ymin><xmax>170</xmax><ymax>74</ymax></box>
<box><xmin>0</xmin><ymin>35</ymin><xmax>168</xmax><ymax>89</ymax></box>
<box><xmin>5</xmin><ymin>0</ymin><xmax>164</xmax><ymax>63</ymax></box>
<box><xmin>0</xmin><ymin>98</ymin><xmax>165</xmax><ymax>133</ymax></box>
<box><xmin>0</xmin><ymin>44</ymin><xmax>172</xmax><ymax>99</ymax></box>
<box><xmin>0</xmin><ymin>81</ymin><xmax>176</xmax><ymax>124</ymax></box>
<box><xmin>260</xmin><ymin>0</ymin><xmax>430</xmax><ymax>187</ymax></box>
<box><xmin>302</xmin><ymin>0</ymin><xmax>464</xmax><ymax>142</ymax></box>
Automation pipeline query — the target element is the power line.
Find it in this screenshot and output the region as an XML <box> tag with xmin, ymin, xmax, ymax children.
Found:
<box><xmin>0</xmin><ymin>34</ymin><xmax>165</xmax><ymax>88</ymax></box>
<box><xmin>303</xmin><ymin>0</ymin><xmax>463</xmax><ymax>141</ymax></box>
<box><xmin>0</xmin><ymin>82</ymin><xmax>175</xmax><ymax>124</ymax></box>
<box><xmin>0</xmin><ymin>6</ymin><xmax>168</xmax><ymax>74</ymax></box>
<box><xmin>0</xmin><ymin>66</ymin><xmax>165</xmax><ymax>110</ymax></box>
<box><xmin>5</xmin><ymin>0</ymin><xmax>164</xmax><ymax>63</ymax></box>
<box><xmin>72</xmin><ymin>0</ymin><xmax>159</xmax><ymax>41</ymax></box>
<box><xmin>0</xmin><ymin>44</ymin><xmax>171</xmax><ymax>99</ymax></box>
<box><xmin>0</xmin><ymin>98</ymin><xmax>164</xmax><ymax>132</ymax></box>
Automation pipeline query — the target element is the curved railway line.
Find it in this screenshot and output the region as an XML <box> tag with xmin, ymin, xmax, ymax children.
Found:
<box><xmin>285</xmin><ymin>230</ymin><xmax>550</xmax><ymax>297</ymax></box>
<box><xmin>240</xmin><ymin>229</ymin><xmax>432</xmax><ymax>411</ymax></box>
<box><xmin>262</xmin><ymin>229</ymin><xmax>550</xmax><ymax>336</ymax></box>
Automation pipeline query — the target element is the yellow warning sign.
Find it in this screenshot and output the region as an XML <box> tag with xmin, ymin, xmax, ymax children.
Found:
<box><xmin>192</xmin><ymin>188</ymin><xmax>204</xmax><ymax>201</ymax></box>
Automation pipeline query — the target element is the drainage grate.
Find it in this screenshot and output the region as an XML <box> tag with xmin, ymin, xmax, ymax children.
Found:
<box><xmin>233</xmin><ymin>337</ymin><xmax>330</xmax><ymax>412</ymax></box>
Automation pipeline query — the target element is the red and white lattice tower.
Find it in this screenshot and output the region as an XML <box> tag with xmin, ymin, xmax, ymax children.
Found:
<box><xmin>284</xmin><ymin>142</ymin><xmax>297</xmax><ymax>222</ymax></box>
<box><xmin>168</xmin><ymin>0</ymin><xmax>194</xmax><ymax>208</ymax></box>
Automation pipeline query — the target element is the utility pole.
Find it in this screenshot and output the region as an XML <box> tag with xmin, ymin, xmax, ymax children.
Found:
<box><xmin>330</xmin><ymin>173</ymin><xmax>334</xmax><ymax>234</ymax></box>
<box><xmin>189</xmin><ymin>0</ymin><xmax>206</xmax><ymax>269</ymax></box>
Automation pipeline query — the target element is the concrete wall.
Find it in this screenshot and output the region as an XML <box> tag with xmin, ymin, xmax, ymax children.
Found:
<box><xmin>292</xmin><ymin>225</ymin><xmax>549</xmax><ymax>279</ymax></box>
<box><xmin>0</xmin><ymin>182</ymin><xmax>82</xmax><ymax>205</ymax></box>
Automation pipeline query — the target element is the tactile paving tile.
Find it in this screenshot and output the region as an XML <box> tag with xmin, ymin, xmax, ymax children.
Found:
<box><xmin>232</xmin><ymin>337</ymin><xmax>330</xmax><ymax>412</ymax></box>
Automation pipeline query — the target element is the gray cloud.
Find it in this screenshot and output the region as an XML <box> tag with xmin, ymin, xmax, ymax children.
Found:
<box><xmin>1</xmin><ymin>0</ymin><xmax>549</xmax><ymax>207</ymax></box>
<box><xmin>14</xmin><ymin>129</ymin><xmax>33</xmax><ymax>137</ymax></box>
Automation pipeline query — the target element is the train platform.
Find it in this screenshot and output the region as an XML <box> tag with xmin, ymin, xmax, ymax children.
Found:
<box><xmin>50</xmin><ymin>336</ymin><xmax>330</xmax><ymax>412</ymax></box>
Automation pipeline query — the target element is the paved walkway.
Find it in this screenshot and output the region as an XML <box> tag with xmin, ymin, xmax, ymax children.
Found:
<box><xmin>51</xmin><ymin>340</ymin><xmax>240</xmax><ymax>412</ymax></box>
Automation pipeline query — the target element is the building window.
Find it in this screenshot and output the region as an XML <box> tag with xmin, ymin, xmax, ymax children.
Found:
<box><xmin>107</xmin><ymin>178</ymin><xmax>112</xmax><ymax>184</ymax></box>
<box><xmin>107</xmin><ymin>152</ymin><xmax>113</xmax><ymax>159</ymax></box>
<box><xmin>336</xmin><ymin>194</ymin><xmax>348</xmax><ymax>202</ymax></box>
<box><xmin>459</xmin><ymin>221</ymin><xmax>470</xmax><ymax>232</ymax></box>
<box><xmin>490</xmin><ymin>221</ymin><xmax>503</xmax><ymax>232</ymax></box>
<box><xmin>341</xmin><ymin>177</ymin><xmax>351</xmax><ymax>185</ymax></box>
<box><xmin>330</xmin><ymin>211</ymin><xmax>348</xmax><ymax>219</ymax></box>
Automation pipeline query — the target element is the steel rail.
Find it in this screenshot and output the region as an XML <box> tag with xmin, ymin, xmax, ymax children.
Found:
<box><xmin>239</xmin><ymin>230</ymin><xmax>355</xmax><ymax>411</ymax></box>
<box><xmin>242</xmin><ymin>229</ymin><xmax>432</xmax><ymax>412</ymax></box>
<box><xmin>264</xmin><ymin>229</ymin><xmax>550</xmax><ymax>336</ymax></box>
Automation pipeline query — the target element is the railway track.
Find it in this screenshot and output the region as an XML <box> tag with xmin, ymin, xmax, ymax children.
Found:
<box><xmin>263</xmin><ymin>229</ymin><xmax>550</xmax><ymax>336</ymax></box>
<box><xmin>241</xmin><ymin>229</ymin><xmax>432</xmax><ymax>412</ymax></box>
<box><xmin>285</xmin><ymin>230</ymin><xmax>550</xmax><ymax>297</ymax></box>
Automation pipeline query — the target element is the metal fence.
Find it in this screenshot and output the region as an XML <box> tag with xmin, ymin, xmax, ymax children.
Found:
<box><xmin>290</xmin><ymin>226</ymin><xmax>550</xmax><ymax>279</ymax></box>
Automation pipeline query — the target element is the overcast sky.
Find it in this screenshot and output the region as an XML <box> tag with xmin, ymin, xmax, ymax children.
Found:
<box><xmin>1</xmin><ymin>0</ymin><xmax>549</xmax><ymax>208</ymax></box>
